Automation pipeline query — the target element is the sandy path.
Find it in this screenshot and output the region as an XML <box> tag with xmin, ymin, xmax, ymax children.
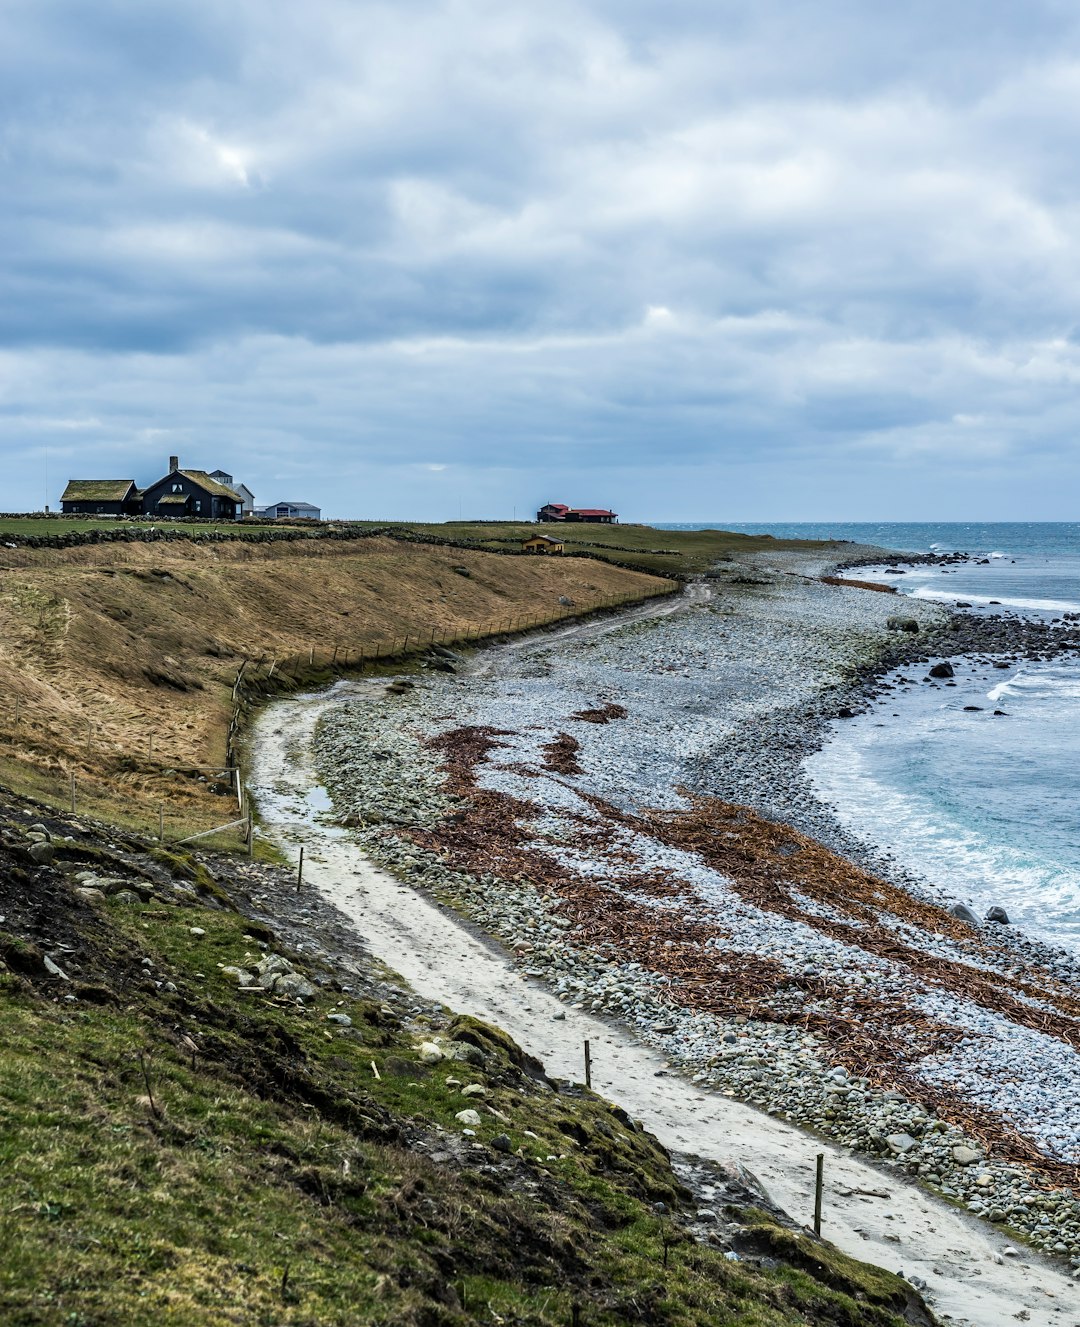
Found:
<box><xmin>248</xmin><ymin>680</ymin><xmax>1079</xmax><ymax>1327</ymax></box>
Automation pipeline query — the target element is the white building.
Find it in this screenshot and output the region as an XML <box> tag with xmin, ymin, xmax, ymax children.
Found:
<box><xmin>209</xmin><ymin>470</ymin><xmax>256</xmax><ymax>515</ymax></box>
<box><xmin>256</xmin><ymin>500</ymin><xmax>322</xmax><ymax>520</ymax></box>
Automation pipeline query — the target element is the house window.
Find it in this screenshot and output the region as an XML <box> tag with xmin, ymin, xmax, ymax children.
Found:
<box><xmin>172</xmin><ymin>483</ymin><xmax>182</xmax><ymax>493</ymax></box>
<box><xmin>194</xmin><ymin>500</ymin><xmax>201</xmax><ymax>512</ymax></box>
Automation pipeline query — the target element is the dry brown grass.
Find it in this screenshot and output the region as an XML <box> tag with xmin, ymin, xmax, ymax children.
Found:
<box><xmin>0</xmin><ymin>536</ymin><xmax>667</xmax><ymax>836</ymax></box>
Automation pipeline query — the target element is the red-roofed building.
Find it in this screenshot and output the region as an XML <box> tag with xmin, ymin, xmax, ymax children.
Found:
<box><xmin>536</xmin><ymin>502</ymin><xmax>618</xmax><ymax>524</ymax></box>
<box><xmin>537</xmin><ymin>502</ymin><xmax>571</xmax><ymax>522</ymax></box>
<box><xmin>566</xmin><ymin>508</ymin><xmax>618</xmax><ymax>523</ymax></box>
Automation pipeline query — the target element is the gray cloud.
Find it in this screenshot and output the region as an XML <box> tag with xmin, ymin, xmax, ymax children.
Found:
<box><xmin>3</xmin><ymin>1</ymin><xmax>1080</xmax><ymax>518</ymax></box>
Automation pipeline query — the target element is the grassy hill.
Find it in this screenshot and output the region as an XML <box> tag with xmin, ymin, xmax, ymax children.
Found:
<box><xmin>0</xmin><ymin>790</ymin><xmax>936</xmax><ymax>1326</ymax></box>
<box><xmin>0</xmin><ymin>534</ymin><xmax>671</xmax><ymax>841</ymax></box>
<box><xmin>337</xmin><ymin>521</ymin><xmax>842</xmax><ymax>579</ymax></box>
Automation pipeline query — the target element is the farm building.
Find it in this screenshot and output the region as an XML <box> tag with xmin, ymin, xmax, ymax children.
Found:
<box><xmin>60</xmin><ymin>479</ymin><xmax>141</xmax><ymax>516</ymax></box>
<box><xmin>60</xmin><ymin>456</ymin><xmax>253</xmax><ymax>520</ymax></box>
<box><xmin>536</xmin><ymin>502</ymin><xmax>617</xmax><ymax>524</ymax></box>
<box><xmin>566</xmin><ymin>508</ymin><xmax>617</xmax><ymax>524</ymax></box>
<box><xmin>255</xmin><ymin>500</ymin><xmax>321</xmax><ymax>520</ymax></box>
<box><xmin>141</xmin><ymin>458</ymin><xmax>244</xmax><ymax>520</ymax></box>
<box><xmin>537</xmin><ymin>502</ymin><xmax>571</xmax><ymax>522</ymax></box>
<box><xmin>522</xmin><ymin>534</ymin><xmax>564</xmax><ymax>554</ymax></box>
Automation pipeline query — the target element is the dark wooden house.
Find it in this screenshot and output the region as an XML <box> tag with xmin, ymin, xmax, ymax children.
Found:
<box><xmin>60</xmin><ymin>480</ymin><xmax>141</xmax><ymax>516</ymax></box>
<box><xmin>141</xmin><ymin>457</ymin><xmax>243</xmax><ymax>520</ymax></box>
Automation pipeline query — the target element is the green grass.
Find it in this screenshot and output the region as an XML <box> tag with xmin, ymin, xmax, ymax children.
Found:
<box><xmin>0</xmin><ymin>517</ymin><xmax>265</xmax><ymax>537</ymax></box>
<box><xmin>0</xmin><ymin>822</ymin><xmax>932</xmax><ymax>1326</ymax></box>
<box><xmin>336</xmin><ymin>521</ymin><xmax>854</xmax><ymax>578</ymax></box>
<box><xmin>0</xmin><ymin>515</ymin><xmax>865</xmax><ymax>578</ymax></box>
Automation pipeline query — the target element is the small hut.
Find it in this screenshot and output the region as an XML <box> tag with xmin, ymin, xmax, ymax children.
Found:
<box><xmin>522</xmin><ymin>534</ymin><xmax>565</xmax><ymax>554</ymax></box>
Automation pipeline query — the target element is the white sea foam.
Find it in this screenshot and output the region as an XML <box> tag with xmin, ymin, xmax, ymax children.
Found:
<box><xmin>987</xmin><ymin>664</ymin><xmax>1080</xmax><ymax>704</ymax></box>
<box><xmin>809</xmin><ymin>658</ymin><xmax>1080</xmax><ymax>948</ymax></box>
<box><xmin>908</xmin><ymin>586</ymin><xmax>1080</xmax><ymax>613</ymax></box>
<box><xmin>809</xmin><ymin>740</ymin><xmax>1080</xmax><ymax>944</ymax></box>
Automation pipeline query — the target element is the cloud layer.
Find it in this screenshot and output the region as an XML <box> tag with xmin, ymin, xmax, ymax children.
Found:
<box><xmin>3</xmin><ymin>0</ymin><xmax>1080</xmax><ymax>518</ymax></box>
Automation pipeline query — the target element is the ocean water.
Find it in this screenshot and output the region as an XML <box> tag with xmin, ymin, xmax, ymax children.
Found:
<box><xmin>660</xmin><ymin>523</ymin><xmax>1080</xmax><ymax>950</ymax></box>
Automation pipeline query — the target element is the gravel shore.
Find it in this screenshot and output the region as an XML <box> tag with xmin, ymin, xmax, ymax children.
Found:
<box><xmin>312</xmin><ymin>550</ymin><xmax>1080</xmax><ymax>1273</ymax></box>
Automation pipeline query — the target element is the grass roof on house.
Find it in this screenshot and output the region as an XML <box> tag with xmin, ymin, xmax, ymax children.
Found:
<box><xmin>60</xmin><ymin>480</ymin><xmax>135</xmax><ymax>502</ymax></box>
<box><xmin>156</xmin><ymin>494</ymin><xmax>189</xmax><ymax>506</ymax></box>
<box><xmin>179</xmin><ymin>471</ymin><xmax>242</xmax><ymax>499</ymax></box>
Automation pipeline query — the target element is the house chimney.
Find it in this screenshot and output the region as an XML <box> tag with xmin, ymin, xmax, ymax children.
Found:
<box><xmin>169</xmin><ymin>455</ymin><xmax>179</xmax><ymax>473</ymax></box>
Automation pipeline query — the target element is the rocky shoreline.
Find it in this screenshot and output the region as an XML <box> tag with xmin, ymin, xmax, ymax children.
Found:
<box><xmin>310</xmin><ymin>552</ymin><xmax>1080</xmax><ymax>1274</ymax></box>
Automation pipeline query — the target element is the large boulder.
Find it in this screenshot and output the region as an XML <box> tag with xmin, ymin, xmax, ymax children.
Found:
<box><xmin>886</xmin><ymin>616</ymin><xmax>920</xmax><ymax>633</ymax></box>
<box><xmin>928</xmin><ymin>661</ymin><xmax>955</xmax><ymax>679</ymax></box>
<box><xmin>948</xmin><ymin>902</ymin><xmax>980</xmax><ymax>924</ymax></box>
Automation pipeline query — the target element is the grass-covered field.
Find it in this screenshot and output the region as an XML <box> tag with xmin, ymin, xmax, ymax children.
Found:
<box><xmin>0</xmin><ymin>517</ymin><xmax>270</xmax><ymax>537</ymax></box>
<box><xmin>0</xmin><ymin>799</ymin><xmax>933</xmax><ymax>1326</ymax></box>
<box><xmin>341</xmin><ymin>520</ymin><xmax>842</xmax><ymax>578</ymax></box>
<box><xmin>0</xmin><ymin>514</ymin><xmax>851</xmax><ymax>578</ymax></box>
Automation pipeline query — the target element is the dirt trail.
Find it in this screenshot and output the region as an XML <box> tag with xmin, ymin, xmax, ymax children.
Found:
<box><xmin>247</xmin><ymin>625</ymin><xmax>1080</xmax><ymax>1327</ymax></box>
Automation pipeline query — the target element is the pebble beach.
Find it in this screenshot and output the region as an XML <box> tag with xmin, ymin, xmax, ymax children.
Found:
<box><xmin>309</xmin><ymin>550</ymin><xmax>1080</xmax><ymax>1281</ymax></box>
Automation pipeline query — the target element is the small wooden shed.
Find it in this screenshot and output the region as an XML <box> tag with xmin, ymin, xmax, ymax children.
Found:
<box><xmin>522</xmin><ymin>534</ymin><xmax>564</xmax><ymax>554</ymax></box>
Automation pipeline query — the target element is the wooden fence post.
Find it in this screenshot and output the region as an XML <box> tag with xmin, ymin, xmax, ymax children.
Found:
<box><xmin>296</xmin><ymin>846</ymin><xmax>304</xmax><ymax>893</ymax></box>
<box><xmin>583</xmin><ymin>1040</ymin><xmax>592</xmax><ymax>1089</ymax></box>
<box><xmin>813</xmin><ymin>1153</ymin><xmax>824</xmax><ymax>1236</ymax></box>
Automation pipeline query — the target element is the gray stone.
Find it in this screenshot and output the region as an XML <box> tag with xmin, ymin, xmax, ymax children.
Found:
<box><xmin>326</xmin><ymin>1013</ymin><xmax>353</xmax><ymax>1026</ymax></box>
<box><xmin>29</xmin><ymin>841</ymin><xmax>55</xmax><ymax>865</ymax></box>
<box><xmin>948</xmin><ymin>902</ymin><xmax>980</xmax><ymax>924</ymax></box>
<box><xmin>886</xmin><ymin>1133</ymin><xmax>918</xmax><ymax>1154</ymax></box>
<box><xmin>951</xmin><ymin>1146</ymin><xmax>981</xmax><ymax>1165</ymax></box>
<box><xmin>928</xmin><ymin>661</ymin><xmax>955</xmax><ymax>679</ymax></box>
<box><xmin>273</xmin><ymin>972</ymin><xmax>317</xmax><ymax>999</ymax></box>
<box><xmin>985</xmin><ymin>905</ymin><xmax>1011</xmax><ymax>924</ymax></box>
<box><xmin>221</xmin><ymin>965</ymin><xmax>257</xmax><ymax>986</ymax></box>
<box><xmin>455</xmin><ymin>1109</ymin><xmax>482</xmax><ymax>1127</ymax></box>
<box><xmin>446</xmin><ymin>1041</ymin><xmax>486</xmax><ymax>1067</ymax></box>
<box><xmin>256</xmin><ymin>954</ymin><xmax>293</xmax><ymax>977</ymax></box>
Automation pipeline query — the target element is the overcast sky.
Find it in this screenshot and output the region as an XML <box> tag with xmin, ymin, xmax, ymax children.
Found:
<box><xmin>4</xmin><ymin>1</ymin><xmax>1080</xmax><ymax>521</ymax></box>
